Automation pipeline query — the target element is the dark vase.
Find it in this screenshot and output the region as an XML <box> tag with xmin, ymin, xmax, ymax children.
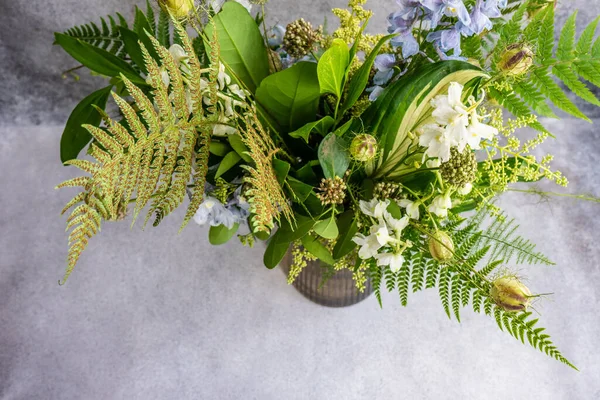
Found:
<box><xmin>280</xmin><ymin>249</ymin><xmax>373</xmax><ymax>307</ymax></box>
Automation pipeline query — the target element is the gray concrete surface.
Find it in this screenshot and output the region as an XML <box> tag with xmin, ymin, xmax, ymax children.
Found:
<box><xmin>1</xmin><ymin>0</ymin><xmax>600</xmax><ymax>399</ymax></box>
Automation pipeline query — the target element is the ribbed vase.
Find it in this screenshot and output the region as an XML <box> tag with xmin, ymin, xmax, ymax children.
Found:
<box><xmin>280</xmin><ymin>250</ymin><xmax>373</xmax><ymax>307</ymax></box>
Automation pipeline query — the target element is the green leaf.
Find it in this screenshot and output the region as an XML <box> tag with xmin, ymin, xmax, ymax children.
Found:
<box><xmin>537</xmin><ymin>6</ymin><xmax>555</xmax><ymax>63</ymax></box>
<box><xmin>557</xmin><ymin>12</ymin><xmax>577</xmax><ymax>61</ymax></box>
<box><xmin>157</xmin><ymin>8</ymin><xmax>171</xmax><ymax>46</ymax></box>
<box><xmin>273</xmin><ymin>159</ymin><xmax>291</xmax><ymax>185</ymax></box>
<box><xmin>576</xmin><ymin>16</ymin><xmax>600</xmax><ymax>55</ymax></box>
<box><xmin>263</xmin><ymin>215</ymin><xmax>315</xmax><ymax>268</ymax></box>
<box><xmin>301</xmin><ymin>234</ymin><xmax>336</xmax><ymax>265</ymax></box>
<box><xmin>228</xmin><ymin>133</ymin><xmax>252</xmax><ymax>162</ymax></box>
<box><xmin>215</xmin><ymin>151</ymin><xmax>242</xmax><ymax>178</ymax></box>
<box><xmin>209</xmin><ymin>223</ymin><xmax>240</xmax><ymax>245</ymax></box>
<box><xmin>204</xmin><ymin>1</ymin><xmax>270</xmax><ymax>92</ymax></box>
<box><xmin>289</xmin><ymin>116</ymin><xmax>335</xmax><ymax>143</ymax></box>
<box><xmin>60</xmin><ymin>85</ymin><xmax>113</xmax><ymax>163</ymax></box>
<box><xmin>209</xmin><ymin>141</ymin><xmax>232</xmax><ymax>157</ymax></box>
<box><xmin>553</xmin><ymin>64</ymin><xmax>600</xmax><ymax>106</ymax></box>
<box><xmin>313</xmin><ymin>215</ymin><xmax>339</xmax><ymax>240</ymax></box>
<box><xmin>318</xmin><ymin>133</ymin><xmax>350</xmax><ymax>179</ymax></box>
<box><xmin>255</xmin><ymin>62</ymin><xmax>321</xmax><ymax>132</ymax></box>
<box><xmin>118</xmin><ymin>27</ymin><xmax>147</xmax><ymax>73</ymax></box>
<box><xmin>317</xmin><ymin>38</ymin><xmax>350</xmax><ymax>97</ymax></box>
<box><xmin>287</xmin><ymin>177</ymin><xmax>313</xmax><ymax>203</ymax></box>
<box><xmin>340</xmin><ymin>34</ymin><xmax>395</xmax><ymax>115</ymax></box>
<box><xmin>332</xmin><ymin>211</ymin><xmax>358</xmax><ymax>259</ymax></box>
<box><xmin>531</xmin><ymin>70</ymin><xmax>590</xmax><ymax>121</ymax></box>
<box><xmin>513</xmin><ymin>80</ymin><xmax>557</xmax><ymax>118</ymax></box>
<box><xmin>54</xmin><ymin>33</ymin><xmax>145</xmax><ymax>86</ymax></box>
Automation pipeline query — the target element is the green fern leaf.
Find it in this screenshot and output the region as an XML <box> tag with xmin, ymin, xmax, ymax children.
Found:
<box><xmin>557</xmin><ymin>12</ymin><xmax>577</xmax><ymax>61</ymax></box>
<box><xmin>487</xmin><ymin>87</ymin><xmax>551</xmax><ymax>134</ymax></box>
<box><xmin>537</xmin><ymin>6</ymin><xmax>555</xmax><ymax>63</ymax></box>
<box><xmin>369</xmin><ymin>262</ymin><xmax>383</xmax><ymax>308</ymax></box>
<box><xmin>425</xmin><ymin>259</ymin><xmax>440</xmax><ymax>289</ymax></box>
<box><xmin>553</xmin><ymin>64</ymin><xmax>600</xmax><ymax>106</ymax></box>
<box><xmin>439</xmin><ymin>268</ymin><xmax>451</xmax><ymax>319</ymax></box>
<box><xmin>411</xmin><ymin>252</ymin><xmax>426</xmax><ymax>292</ymax></box>
<box><xmin>62</xmin><ymin>13</ymin><xmax>128</xmax><ymax>58</ymax></box>
<box><xmin>398</xmin><ymin>265</ymin><xmax>410</xmax><ymax>306</ymax></box>
<box><xmin>158</xmin><ymin>8</ymin><xmax>171</xmax><ymax>46</ymax></box>
<box><xmin>531</xmin><ymin>69</ymin><xmax>590</xmax><ymax>121</ymax></box>
<box><xmin>451</xmin><ymin>274</ymin><xmax>463</xmax><ymax>322</ymax></box>
<box><xmin>513</xmin><ymin>80</ymin><xmax>557</xmax><ymax>118</ymax></box>
<box><xmin>384</xmin><ymin>266</ymin><xmax>396</xmax><ymax>292</ymax></box>
<box><xmin>478</xmin><ymin>259</ymin><xmax>503</xmax><ymax>277</ymax></box>
<box><xmin>574</xmin><ymin>60</ymin><xmax>600</xmax><ymax>87</ymax></box>
<box><xmin>576</xmin><ymin>16</ymin><xmax>600</xmax><ymax>55</ymax></box>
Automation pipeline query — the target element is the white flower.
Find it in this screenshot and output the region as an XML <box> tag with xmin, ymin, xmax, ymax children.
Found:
<box><xmin>212</xmin><ymin>115</ymin><xmax>237</xmax><ymax>136</ymax></box>
<box><xmin>193</xmin><ymin>196</ymin><xmax>239</xmax><ymax>228</ymax></box>
<box><xmin>426</xmin><ymin>158</ymin><xmax>441</xmax><ymax>168</ymax></box>
<box><xmin>371</xmin><ymin>221</ymin><xmax>395</xmax><ymax>246</ymax></box>
<box><xmin>210</xmin><ymin>0</ymin><xmax>252</xmax><ymax>13</ymax></box>
<box><xmin>458</xmin><ymin>183</ymin><xmax>473</xmax><ymax>195</ymax></box>
<box><xmin>217</xmin><ymin>63</ymin><xmax>232</xmax><ymax>90</ymax></box>
<box><xmin>464</xmin><ymin>111</ymin><xmax>498</xmax><ymax>150</ymax></box>
<box><xmin>429</xmin><ymin>192</ymin><xmax>452</xmax><ymax>218</ymax></box>
<box><xmin>384</xmin><ymin>212</ymin><xmax>410</xmax><ymax>236</ymax></box>
<box><xmin>431</xmin><ymin>82</ymin><xmax>470</xmax><ymax>138</ymax></box>
<box><xmin>353</xmin><ymin>233</ymin><xmax>382</xmax><ymax>259</ymax></box>
<box><xmin>419</xmin><ymin>123</ymin><xmax>455</xmax><ymax>162</ymax></box>
<box><xmin>375</xmin><ymin>251</ymin><xmax>405</xmax><ymax>272</ymax></box>
<box><xmin>398</xmin><ymin>199</ymin><xmax>420</xmax><ymax>220</ymax></box>
<box><xmin>359</xmin><ymin>199</ymin><xmax>390</xmax><ymax>219</ymax></box>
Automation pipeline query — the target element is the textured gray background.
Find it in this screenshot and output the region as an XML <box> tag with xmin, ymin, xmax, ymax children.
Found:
<box><xmin>1</xmin><ymin>1</ymin><xmax>600</xmax><ymax>399</ymax></box>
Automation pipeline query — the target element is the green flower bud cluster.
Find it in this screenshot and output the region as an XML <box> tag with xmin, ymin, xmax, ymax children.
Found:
<box><xmin>316</xmin><ymin>176</ymin><xmax>347</xmax><ymax>205</ymax></box>
<box><xmin>283</xmin><ymin>18</ymin><xmax>322</xmax><ymax>58</ymax></box>
<box><xmin>373</xmin><ymin>181</ymin><xmax>402</xmax><ymax>200</ymax></box>
<box><xmin>440</xmin><ymin>146</ymin><xmax>477</xmax><ymax>187</ymax></box>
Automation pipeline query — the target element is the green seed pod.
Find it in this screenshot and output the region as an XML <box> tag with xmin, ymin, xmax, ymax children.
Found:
<box><xmin>490</xmin><ymin>276</ymin><xmax>532</xmax><ymax>312</ymax></box>
<box><xmin>498</xmin><ymin>44</ymin><xmax>534</xmax><ymax>77</ymax></box>
<box><xmin>428</xmin><ymin>231</ymin><xmax>454</xmax><ymax>263</ymax></box>
<box><xmin>158</xmin><ymin>0</ymin><xmax>194</xmax><ymax>18</ymax></box>
<box><xmin>350</xmin><ymin>134</ymin><xmax>378</xmax><ymax>162</ymax></box>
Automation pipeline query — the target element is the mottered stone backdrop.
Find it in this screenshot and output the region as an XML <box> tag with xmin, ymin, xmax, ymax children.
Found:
<box><xmin>1</xmin><ymin>1</ymin><xmax>599</xmax><ymax>399</ymax></box>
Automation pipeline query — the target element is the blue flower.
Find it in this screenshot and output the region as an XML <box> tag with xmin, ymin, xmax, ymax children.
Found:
<box><xmin>421</xmin><ymin>0</ymin><xmax>471</xmax><ymax>29</ymax></box>
<box><xmin>465</xmin><ymin>0</ymin><xmax>493</xmax><ymax>35</ymax></box>
<box><xmin>268</xmin><ymin>25</ymin><xmax>286</xmax><ymax>48</ymax></box>
<box><xmin>373</xmin><ymin>54</ymin><xmax>397</xmax><ymax>85</ymax></box>
<box><xmin>482</xmin><ymin>0</ymin><xmax>507</xmax><ymax>18</ymax></box>
<box><xmin>427</xmin><ymin>25</ymin><xmax>464</xmax><ymax>58</ymax></box>
<box><xmin>367</xmin><ymin>86</ymin><xmax>385</xmax><ymax>101</ymax></box>
<box><xmin>387</xmin><ymin>1</ymin><xmax>422</xmax><ymax>58</ymax></box>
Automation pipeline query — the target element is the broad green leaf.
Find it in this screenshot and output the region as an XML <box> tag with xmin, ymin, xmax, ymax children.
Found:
<box><xmin>287</xmin><ymin>177</ymin><xmax>313</xmax><ymax>203</ymax></box>
<box><xmin>301</xmin><ymin>234</ymin><xmax>336</xmax><ymax>265</ymax></box>
<box><xmin>340</xmin><ymin>34</ymin><xmax>395</xmax><ymax>115</ymax></box>
<box><xmin>273</xmin><ymin>159</ymin><xmax>291</xmax><ymax>185</ymax></box>
<box><xmin>318</xmin><ymin>133</ymin><xmax>350</xmax><ymax>179</ymax></box>
<box><xmin>289</xmin><ymin>116</ymin><xmax>335</xmax><ymax>143</ymax></box>
<box><xmin>332</xmin><ymin>211</ymin><xmax>358</xmax><ymax>259</ymax></box>
<box><xmin>296</xmin><ymin>160</ymin><xmax>319</xmax><ymax>182</ymax></box>
<box><xmin>54</xmin><ymin>33</ymin><xmax>145</xmax><ymax>86</ymax></box>
<box><xmin>317</xmin><ymin>38</ymin><xmax>349</xmax><ymax>97</ymax></box>
<box><xmin>228</xmin><ymin>133</ymin><xmax>252</xmax><ymax>162</ymax></box>
<box><xmin>209</xmin><ymin>141</ymin><xmax>231</xmax><ymax>156</ymax></box>
<box><xmin>255</xmin><ymin>62</ymin><xmax>321</xmax><ymax>132</ymax></box>
<box><xmin>215</xmin><ymin>151</ymin><xmax>242</xmax><ymax>178</ymax></box>
<box><xmin>119</xmin><ymin>27</ymin><xmax>147</xmax><ymax>74</ymax></box>
<box><xmin>332</xmin><ymin>118</ymin><xmax>354</xmax><ymax>137</ymax></box>
<box><xmin>204</xmin><ymin>2</ymin><xmax>270</xmax><ymax>92</ymax></box>
<box><xmin>60</xmin><ymin>85</ymin><xmax>113</xmax><ymax>163</ymax></box>
<box><xmin>358</xmin><ymin>61</ymin><xmax>487</xmax><ymax>178</ymax></box>
<box><xmin>264</xmin><ymin>215</ymin><xmax>315</xmax><ymax>268</ymax></box>
<box><xmin>313</xmin><ymin>215</ymin><xmax>339</xmax><ymax>240</ymax></box>
<box><xmin>209</xmin><ymin>223</ymin><xmax>240</xmax><ymax>245</ymax></box>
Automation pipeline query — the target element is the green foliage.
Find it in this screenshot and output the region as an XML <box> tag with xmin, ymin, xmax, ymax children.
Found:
<box><xmin>317</xmin><ymin>38</ymin><xmax>350</xmax><ymax>98</ymax></box>
<box><xmin>209</xmin><ymin>223</ymin><xmax>240</xmax><ymax>245</ymax></box>
<box><xmin>313</xmin><ymin>215</ymin><xmax>339</xmax><ymax>240</ymax></box>
<box><xmin>60</xmin><ymin>11</ymin><xmax>128</xmax><ymax>58</ymax></box>
<box><xmin>332</xmin><ymin>211</ymin><xmax>359</xmax><ymax>259</ymax></box>
<box><xmin>204</xmin><ymin>1</ymin><xmax>270</xmax><ymax>93</ymax></box>
<box><xmin>255</xmin><ymin>62</ymin><xmax>321</xmax><ymax>133</ymax></box>
<box><xmin>490</xmin><ymin>6</ymin><xmax>600</xmax><ymax>125</ymax></box>
<box><xmin>263</xmin><ymin>215</ymin><xmax>315</xmax><ymax>269</ymax></box>
<box><xmin>300</xmin><ymin>234</ymin><xmax>336</xmax><ymax>265</ymax></box>
<box><xmin>57</xmin><ymin>23</ymin><xmax>218</xmax><ymax>282</ymax></box>
<box><xmin>60</xmin><ymin>85</ymin><xmax>113</xmax><ymax>163</ymax></box>
<box><xmin>318</xmin><ymin>133</ymin><xmax>350</xmax><ymax>179</ymax></box>
<box><xmin>289</xmin><ymin>117</ymin><xmax>335</xmax><ymax>143</ymax></box>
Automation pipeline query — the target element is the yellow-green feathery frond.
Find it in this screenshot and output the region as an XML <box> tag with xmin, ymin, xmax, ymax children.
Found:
<box><xmin>57</xmin><ymin>21</ymin><xmax>221</xmax><ymax>282</ymax></box>
<box><xmin>239</xmin><ymin>109</ymin><xmax>294</xmax><ymax>233</ymax></box>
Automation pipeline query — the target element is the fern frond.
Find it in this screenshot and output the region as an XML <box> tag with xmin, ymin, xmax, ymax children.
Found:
<box><xmin>384</xmin><ymin>266</ymin><xmax>396</xmax><ymax>292</ymax></box>
<box><xmin>438</xmin><ymin>268</ymin><xmax>451</xmax><ymax>319</ymax></box>
<box><xmin>410</xmin><ymin>252</ymin><xmax>426</xmax><ymax>292</ymax></box>
<box><xmin>62</xmin><ymin>13</ymin><xmax>128</xmax><ymax>58</ymax></box>
<box><xmin>397</xmin><ymin>265</ymin><xmax>410</xmax><ymax>306</ymax></box>
<box><xmin>57</xmin><ymin>22</ymin><xmax>218</xmax><ymax>281</ymax></box>
<box><xmin>368</xmin><ymin>261</ymin><xmax>383</xmax><ymax>308</ymax></box>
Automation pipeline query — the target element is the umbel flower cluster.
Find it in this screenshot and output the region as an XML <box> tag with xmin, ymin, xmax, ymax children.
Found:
<box><xmin>53</xmin><ymin>0</ymin><xmax>600</xmax><ymax>369</ymax></box>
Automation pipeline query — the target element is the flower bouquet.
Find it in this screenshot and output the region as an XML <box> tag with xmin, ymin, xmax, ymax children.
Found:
<box><xmin>55</xmin><ymin>0</ymin><xmax>600</xmax><ymax>368</ymax></box>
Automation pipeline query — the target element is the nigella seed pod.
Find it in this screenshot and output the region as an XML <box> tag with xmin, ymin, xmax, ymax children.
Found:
<box><xmin>428</xmin><ymin>231</ymin><xmax>454</xmax><ymax>263</ymax></box>
<box><xmin>498</xmin><ymin>44</ymin><xmax>534</xmax><ymax>76</ymax></box>
<box><xmin>490</xmin><ymin>276</ymin><xmax>532</xmax><ymax>312</ymax></box>
<box><xmin>159</xmin><ymin>0</ymin><xmax>194</xmax><ymax>18</ymax></box>
<box><xmin>350</xmin><ymin>134</ymin><xmax>378</xmax><ymax>162</ymax></box>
